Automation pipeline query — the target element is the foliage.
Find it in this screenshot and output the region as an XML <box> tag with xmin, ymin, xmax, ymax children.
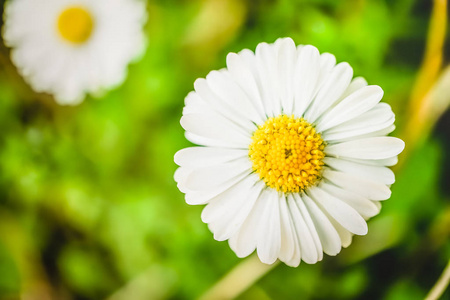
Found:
<box><xmin>0</xmin><ymin>0</ymin><xmax>449</xmax><ymax>299</ymax></box>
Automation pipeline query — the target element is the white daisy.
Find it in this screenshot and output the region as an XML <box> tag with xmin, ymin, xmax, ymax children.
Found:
<box><xmin>174</xmin><ymin>38</ymin><xmax>405</xmax><ymax>267</ymax></box>
<box><xmin>2</xmin><ymin>0</ymin><xmax>147</xmax><ymax>105</ymax></box>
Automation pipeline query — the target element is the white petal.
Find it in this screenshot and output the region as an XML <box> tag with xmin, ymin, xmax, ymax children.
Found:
<box><xmin>307</xmin><ymin>186</ymin><xmax>368</xmax><ymax>235</ymax></box>
<box><xmin>184</xmin><ymin>171</ymin><xmax>249</xmax><ymax>205</ymax></box>
<box><xmin>194</xmin><ymin>77</ymin><xmax>256</xmax><ymax>131</ymax></box>
<box><xmin>185</xmin><ymin>90</ymin><xmax>202</xmax><ymax>105</ymax></box>
<box><xmin>202</xmin><ymin>175</ymin><xmax>263</xmax><ymax>241</ymax></box>
<box><xmin>183</xmin><ymin>91</ymin><xmax>252</xmax><ymax>135</ymax></box>
<box><xmin>174</xmin><ymin>147</ymin><xmax>247</xmax><ymax>168</ymax></box>
<box><xmin>255</xmin><ymin>42</ymin><xmax>281</xmax><ymax>116</ymax></box>
<box><xmin>287</xmin><ymin>194</ymin><xmax>318</xmax><ymax>264</ymax></box>
<box><xmin>324</xmin><ymin>157</ymin><xmax>395</xmax><ymax>185</ymax></box>
<box><xmin>347</xmin><ymin>124</ymin><xmax>396</xmax><ymax>141</ymax></box>
<box><xmin>325</xmin><ymin>102</ymin><xmax>393</xmax><ymax>132</ymax></box>
<box><xmin>226</xmin><ymin>50</ymin><xmax>266</xmax><ymax>118</ymax></box>
<box><xmin>304</xmin><ymin>62</ymin><xmax>353</xmax><ymax>123</ymax></box>
<box><xmin>292</xmin><ymin>45</ymin><xmax>321</xmax><ymax>117</ymax></box>
<box><xmin>256</xmin><ymin>189</ymin><xmax>281</xmax><ymax>264</ymax></box>
<box><xmin>322</xmin><ymin>103</ymin><xmax>394</xmax><ymax>141</ymax></box>
<box><xmin>284</xmin><ymin>234</ymin><xmax>301</xmax><ymax>267</ymax></box>
<box><xmin>302</xmin><ymin>194</ymin><xmax>341</xmax><ymax>256</ymax></box>
<box><xmin>345</xmin><ymin>156</ymin><xmax>398</xmax><ymax>167</ymax></box>
<box><xmin>184</xmin><ymin>156</ymin><xmax>251</xmax><ymax>191</ymax></box>
<box><xmin>278</xmin><ymin>197</ymin><xmax>296</xmax><ymax>263</ymax></box>
<box><xmin>338</xmin><ymin>76</ymin><xmax>368</xmax><ymax>100</ymax></box>
<box><xmin>183</xmin><ymin>91</ymin><xmax>213</xmax><ymax>115</ymax></box>
<box><xmin>328</xmin><ymin>216</ymin><xmax>353</xmax><ymax>248</ymax></box>
<box><xmin>280</xmin><ymin>196</ymin><xmax>302</xmax><ymax>267</ymax></box>
<box><xmin>275</xmin><ymin>38</ymin><xmax>297</xmax><ymax>115</ymax></box>
<box><xmin>321</xmin><ymin>181</ymin><xmax>381</xmax><ymax>219</ymax></box>
<box><xmin>317</xmin><ymin>52</ymin><xmax>337</xmax><ymax>88</ymax></box>
<box><xmin>174</xmin><ymin>167</ymin><xmax>192</xmax><ymax>192</ymax></box>
<box><xmin>206</xmin><ymin>70</ymin><xmax>264</xmax><ymax>126</ymax></box>
<box><xmin>293</xmin><ymin>194</ymin><xmax>323</xmax><ymax>262</ymax></box>
<box><xmin>181</xmin><ymin>113</ymin><xmax>251</xmax><ymax>148</ymax></box>
<box><xmin>325</xmin><ymin>137</ymin><xmax>405</xmax><ymax>160</ymax></box>
<box><xmin>185</xmin><ymin>132</ymin><xmax>232</xmax><ymax>148</ymax></box>
<box><xmin>323</xmin><ymin>169</ymin><xmax>391</xmax><ymax>201</ymax></box>
<box><xmin>373</xmin><ymin>201</ymin><xmax>382</xmax><ymax>211</ymax></box>
<box><xmin>201</xmin><ymin>174</ymin><xmax>259</xmax><ymax>223</ymax></box>
<box><xmin>316</xmin><ymin>85</ymin><xmax>384</xmax><ymax>132</ymax></box>
<box><xmin>229</xmin><ymin>190</ymin><xmax>267</xmax><ymax>258</ymax></box>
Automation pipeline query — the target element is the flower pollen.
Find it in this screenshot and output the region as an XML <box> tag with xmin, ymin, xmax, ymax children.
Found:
<box><xmin>57</xmin><ymin>7</ymin><xmax>94</xmax><ymax>44</ymax></box>
<box><xmin>249</xmin><ymin>115</ymin><xmax>325</xmax><ymax>193</ymax></box>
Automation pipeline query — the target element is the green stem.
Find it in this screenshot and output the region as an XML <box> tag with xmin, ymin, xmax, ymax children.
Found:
<box><xmin>199</xmin><ymin>254</ymin><xmax>279</xmax><ymax>300</ymax></box>
<box><xmin>425</xmin><ymin>259</ymin><xmax>450</xmax><ymax>300</ymax></box>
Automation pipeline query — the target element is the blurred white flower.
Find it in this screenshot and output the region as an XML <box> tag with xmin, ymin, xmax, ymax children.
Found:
<box><xmin>2</xmin><ymin>0</ymin><xmax>147</xmax><ymax>105</ymax></box>
<box><xmin>174</xmin><ymin>38</ymin><xmax>405</xmax><ymax>267</ymax></box>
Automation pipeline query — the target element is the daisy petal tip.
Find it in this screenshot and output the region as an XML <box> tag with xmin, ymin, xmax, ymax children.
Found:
<box><xmin>301</xmin><ymin>257</ymin><xmax>320</xmax><ymax>265</ymax></box>
<box><xmin>397</xmin><ymin>138</ymin><xmax>406</xmax><ymax>153</ymax></box>
<box><xmin>255</xmin><ymin>41</ymin><xmax>271</xmax><ymax>55</ymax></box>
<box><xmin>256</xmin><ymin>252</ymin><xmax>278</xmax><ymax>265</ymax></box>
<box><xmin>212</xmin><ymin>232</ymin><xmax>228</xmax><ymax>242</ymax></box>
<box><xmin>365</xmin><ymin>84</ymin><xmax>384</xmax><ymax>98</ymax></box>
<box><xmin>283</xmin><ymin>259</ymin><xmax>301</xmax><ymax>268</ymax></box>
<box><xmin>276</xmin><ymin>37</ymin><xmax>296</xmax><ymax>48</ymax></box>
<box><xmin>301</xmin><ymin>44</ymin><xmax>320</xmax><ymax>54</ymax></box>
<box><xmin>337</xmin><ymin>61</ymin><xmax>351</xmax><ymax>70</ymax></box>
<box><xmin>387</xmin><ymin>137</ymin><xmax>406</xmax><ymax>158</ymax></box>
<box><xmin>233</xmin><ymin>247</ymin><xmax>255</xmax><ymax>259</ymax></box>
<box><xmin>179</xmin><ymin>115</ymin><xmax>189</xmax><ymax>130</ymax></box>
<box><xmin>173</xmin><ymin>150</ymin><xmax>183</xmax><ymax>166</ymax></box>
<box><xmin>225</xmin><ymin>52</ymin><xmax>239</xmax><ymax>65</ymax></box>
<box><xmin>324</xmin><ymin>248</ymin><xmax>341</xmax><ymax>257</ymax></box>
<box><xmin>193</xmin><ymin>77</ymin><xmax>206</xmax><ymax>92</ymax></box>
<box><xmin>354</xmin><ymin>223</ymin><xmax>369</xmax><ymax>236</ymax></box>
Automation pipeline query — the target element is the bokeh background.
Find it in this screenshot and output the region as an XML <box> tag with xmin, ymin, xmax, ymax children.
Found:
<box><xmin>0</xmin><ymin>0</ymin><xmax>450</xmax><ymax>299</ymax></box>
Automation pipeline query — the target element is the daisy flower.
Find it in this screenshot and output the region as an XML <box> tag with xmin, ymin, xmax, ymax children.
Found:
<box><xmin>174</xmin><ymin>38</ymin><xmax>405</xmax><ymax>267</ymax></box>
<box><xmin>2</xmin><ymin>0</ymin><xmax>147</xmax><ymax>105</ymax></box>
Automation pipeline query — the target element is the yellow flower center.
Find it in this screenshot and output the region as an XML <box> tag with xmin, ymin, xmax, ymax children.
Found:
<box><xmin>57</xmin><ymin>7</ymin><xmax>94</xmax><ymax>44</ymax></box>
<box><xmin>249</xmin><ymin>115</ymin><xmax>325</xmax><ymax>193</ymax></box>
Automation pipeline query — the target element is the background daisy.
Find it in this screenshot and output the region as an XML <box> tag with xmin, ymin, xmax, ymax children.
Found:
<box><xmin>2</xmin><ymin>0</ymin><xmax>147</xmax><ymax>104</ymax></box>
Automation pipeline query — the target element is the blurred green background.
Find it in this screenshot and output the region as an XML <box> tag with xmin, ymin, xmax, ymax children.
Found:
<box><xmin>0</xmin><ymin>0</ymin><xmax>449</xmax><ymax>299</ymax></box>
